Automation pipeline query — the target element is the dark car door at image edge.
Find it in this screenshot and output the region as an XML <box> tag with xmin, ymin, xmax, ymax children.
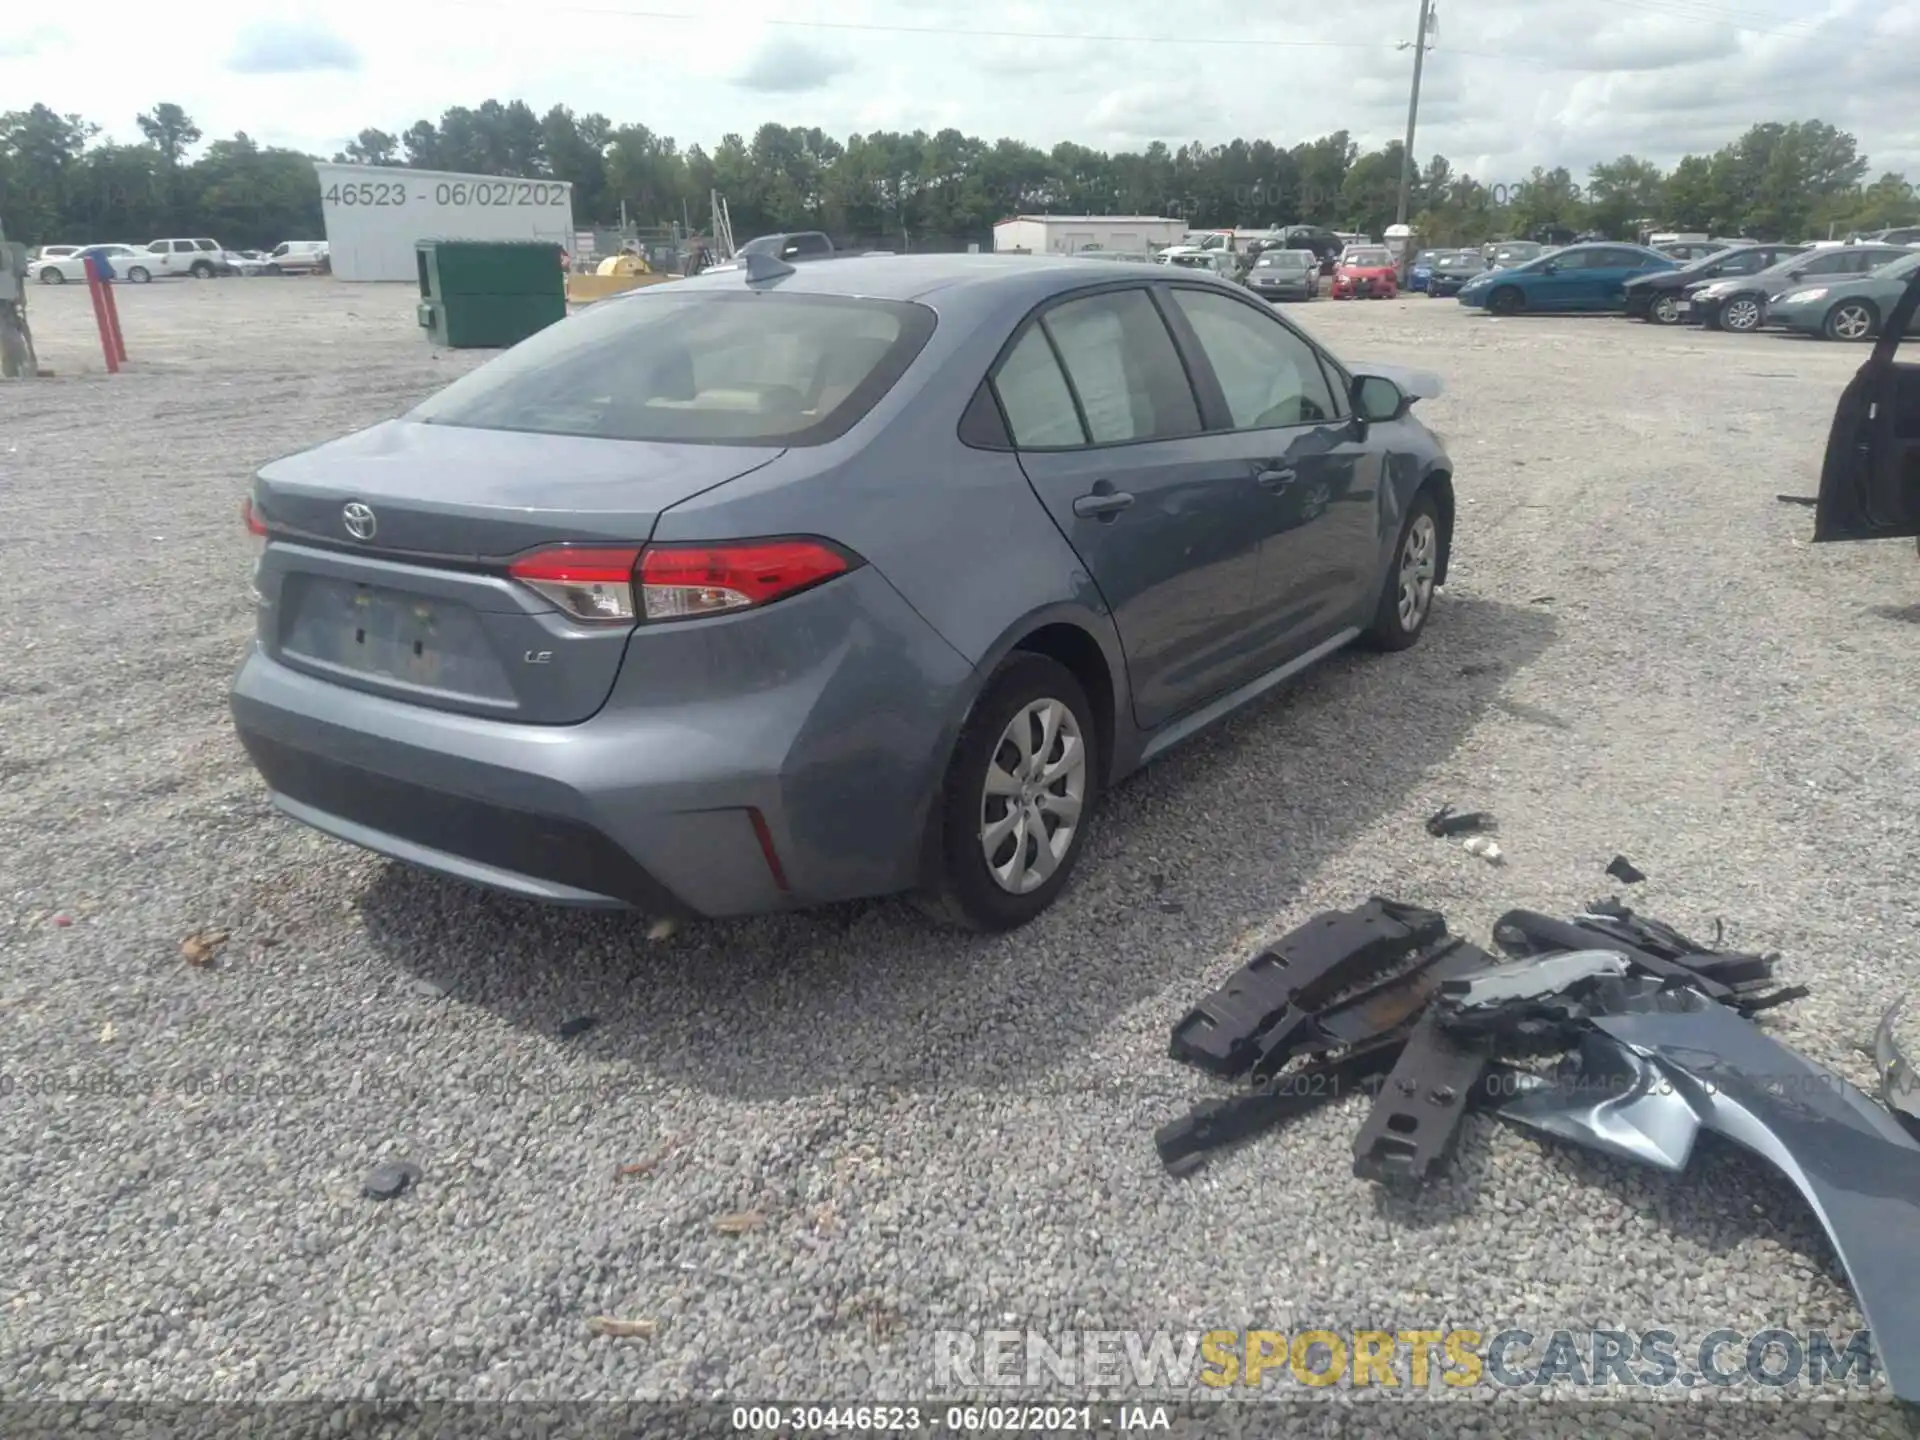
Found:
<box><xmin>1816</xmin><ymin>265</ymin><xmax>1920</xmax><ymax>542</ymax></box>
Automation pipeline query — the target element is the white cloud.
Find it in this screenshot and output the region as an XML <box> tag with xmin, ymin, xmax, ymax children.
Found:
<box><xmin>1</xmin><ymin>0</ymin><xmax>1912</xmax><ymax>180</ymax></box>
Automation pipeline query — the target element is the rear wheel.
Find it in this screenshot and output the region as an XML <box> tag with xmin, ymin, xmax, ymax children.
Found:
<box><xmin>1488</xmin><ymin>286</ymin><xmax>1523</xmax><ymax>316</ymax></box>
<box><xmin>1824</xmin><ymin>300</ymin><xmax>1878</xmax><ymax>341</ymax></box>
<box><xmin>41</xmin><ymin>268</ymin><xmax>65</xmax><ymax>284</ymax></box>
<box><xmin>126</xmin><ymin>266</ymin><xmax>150</xmax><ymax>283</ymax></box>
<box><xmin>189</xmin><ymin>261</ymin><xmax>215</xmax><ymax>279</ymax></box>
<box><xmin>1720</xmin><ymin>295</ymin><xmax>1762</xmax><ymax>332</ymax></box>
<box><xmin>1360</xmin><ymin>491</ymin><xmax>1443</xmax><ymax>652</ymax></box>
<box><xmin>1649</xmin><ymin>294</ymin><xmax>1682</xmax><ymax>325</ymax></box>
<box><xmin>920</xmin><ymin>653</ymin><xmax>1098</xmax><ymax>931</ymax></box>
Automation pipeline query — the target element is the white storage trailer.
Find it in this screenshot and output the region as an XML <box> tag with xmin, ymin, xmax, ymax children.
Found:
<box><xmin>313</xmin><ymin>161</ymin><xmax>576</xmax><ymax>282</ymax></box>
<box><xmin>992</xmin><ymin>215</ymin><xmax>1187</xmax><ymax>256</ymax></box>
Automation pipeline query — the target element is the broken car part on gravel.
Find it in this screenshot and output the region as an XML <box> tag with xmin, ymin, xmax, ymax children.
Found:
<box><xmin>1157</xmin><ymin>894</ymin><xmax>1920</xmax><ymax>1400</ymax></box>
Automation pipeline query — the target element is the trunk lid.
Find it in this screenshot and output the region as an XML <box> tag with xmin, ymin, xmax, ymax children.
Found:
<box><xmin>251</xmin><ymin>419</ymin><xmax>783</xmax><ymax>724</ymax></box>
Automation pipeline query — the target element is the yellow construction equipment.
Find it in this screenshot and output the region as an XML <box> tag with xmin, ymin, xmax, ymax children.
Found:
<box><xmin>594</xmin><ymin>252</ymin><xmax>651</xmax><ymax>277</ymax></box>
<box><xmin>568</xmin><ymin>250</ymin><xmax>676</xmax><ymax>303</ymax></box>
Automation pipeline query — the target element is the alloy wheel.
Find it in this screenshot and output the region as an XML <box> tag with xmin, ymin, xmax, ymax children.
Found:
<box><xmin>1722</xmin><ymin>297</ymin><xmax>1761</xmax><ymax>332</ymax></box>
<box><xmin>1651</xmin><ymin>295</ymin><xmax>1679</xmax><ymax>324</ymax></box>
<box><xmin>1829</xmin><ymin>303</ymin><xmax>1874</xmax><ymax>341</ymax></box>
<box><xmin>1397</xmin><ymin>514</ymin><xmax>1438</xmax><ymax>631</ymax></box>
<box><xmin>979</xmin><ymin>698</ymin><xmax>1087</xmax><ymax>896</ymax></box>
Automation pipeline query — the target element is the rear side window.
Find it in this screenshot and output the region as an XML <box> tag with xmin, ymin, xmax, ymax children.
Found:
<box><xmin>409</xmin><ymin>291</ymin><xmax>935</xmax><ymax>445</ymax></box>
<box><xmin>992</xmin><ymin>327</ymin><xmax>1086</xmax><ymax>448</ymax></box>
<box><xmin>1714</xmin><ymin>251</ymin><xmax>1767</xmax><ymax>276</ymax></box>
<box><xmin>1038</xmin><ymin>289</ymin><xmax>1201</xmax><ymax>444</ymax></box>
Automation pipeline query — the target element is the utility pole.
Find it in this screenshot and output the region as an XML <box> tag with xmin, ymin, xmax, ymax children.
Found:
<box><xmin>1395</xmin><ymin>0</ymin><xmax>1437</xmax><ymax>227</ymax></box>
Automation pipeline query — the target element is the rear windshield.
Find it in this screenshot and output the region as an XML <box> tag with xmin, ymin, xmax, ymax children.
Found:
<box><xmin>409</xmin><ymin>290</ymin><xmax>935</xmax><ymax>445</ymax></box>
<box><xmin>1345</xmin><ymin>249</ymin><xmax>1392</xmax><ymax>266</ymax></box>
<box><xmin>1257</xmin><ymin>252</ymin><xmax>1311</xmax><ymax>268</ymax></box>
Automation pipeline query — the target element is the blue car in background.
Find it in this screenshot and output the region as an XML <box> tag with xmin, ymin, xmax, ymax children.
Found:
<box><xmin>1408</xmin><ymin>250</ymin><xmax>1440</xmax><ymax>293</ymax></box>
<box><xmin>1456</xmin><ymin>243</ymin><xmax>1677</xmax><ymax>316</ymax></box>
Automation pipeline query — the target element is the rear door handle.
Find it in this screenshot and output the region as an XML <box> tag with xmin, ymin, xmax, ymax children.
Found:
<box><xmin>1073</xmin><ymin>489</ymin><xmax>1135</xmax><ymax>519</ymax></box>
<box><xmin>1256</xmin><ymin>468</ymin><xmax>1298</xmax><ymax>489</ymax></box>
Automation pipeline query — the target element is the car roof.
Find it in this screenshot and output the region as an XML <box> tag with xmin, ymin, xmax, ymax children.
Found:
<box><xmin>658</xmin><ymin>252</ymin><xmax>1246</xmax><ymax>306</ymax></box>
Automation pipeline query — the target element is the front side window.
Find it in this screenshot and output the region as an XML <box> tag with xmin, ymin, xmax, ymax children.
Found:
<box><xmin>410</xmin><ymin>291</ymin><xmax>934</xmax><ymax>445</ymax></box>
<box><xmin>1168</xmin><ymin>288</ymin><xmax>1338</xmax><ymax>430</ymax></box>
<box><xmin>1038</xmin><ymin>289</ymin><xmax>1202</xmax><ymax>445</ymax></box>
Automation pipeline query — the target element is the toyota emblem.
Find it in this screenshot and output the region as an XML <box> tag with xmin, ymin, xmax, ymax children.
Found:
<box><xmin>342</xmin><ymin>502</ymin><xmax>377</xmax><ymax>541</ymax></box>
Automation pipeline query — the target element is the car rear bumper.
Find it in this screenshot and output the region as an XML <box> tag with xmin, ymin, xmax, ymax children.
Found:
<box><xmin>229</xmin><ymin>565</ymin><xmax>974</xmax><ymax>917</ymax></box>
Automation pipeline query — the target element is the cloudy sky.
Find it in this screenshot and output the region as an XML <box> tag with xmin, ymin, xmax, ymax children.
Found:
<box><xmin>4</xmin><ymin>0</ymin><xmax>1917</xmax><ymax>182</ymax></box>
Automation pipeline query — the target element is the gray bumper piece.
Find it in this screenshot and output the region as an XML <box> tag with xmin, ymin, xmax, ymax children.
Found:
<box><xmin>1497</xmin><ymin>990</ymin><xmax>1920</xmax><ymax>1400</ymax></box>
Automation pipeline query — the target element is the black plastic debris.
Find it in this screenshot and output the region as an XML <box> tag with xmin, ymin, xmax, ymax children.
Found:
<box><xmin>1168</xmin><ymin>898</ymin><xmax>1447</xmax><ymax>1079</ymax></box>
<box><xmin>1426</xmin><ymin>805</ymin><xmax>1496</xmax><ymax>837</ymax></box>
<box><xmin>363</xmin><ymin>1161</ymin><xmax>422</xmax><ymax>1201</ymax></box>
<box><xmin>1775</xmin><ymin>494</ymin><xmax>1819</xmax><ymax>506</ymax></box>
<box><xmin>1605</xmin><ymin>855</ymin><xmax>1647</xmax><ymax>884</ymax></box>
<box><xmin>1158</xmin><ymin>895</ymin><xmax>1806</xmax><ymax>1178</ymax></box>
<box><xmin>1155</xmin><ymin>1032</ymin><xmax>1408</xmax><ymax>1176</ymax></box>
<box><xmin>558</xmin><ymin>1015</ymin><xmax>599</xmax><ymax>1040</ymax></box>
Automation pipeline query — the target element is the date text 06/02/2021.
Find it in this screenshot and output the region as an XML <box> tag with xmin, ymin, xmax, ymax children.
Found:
<box><xmin>321</xmin><ymin>180</ymin><xmax>569</xmax><ymax>208</ymax></box>
<box><xmin>730</xmin><ymin>1405</ymin><xmax>1170</xmax><ymax>1432</ymax></box>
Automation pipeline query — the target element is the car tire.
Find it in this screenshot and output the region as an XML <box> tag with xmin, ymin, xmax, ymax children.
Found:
<box><xmin>1359</xmin><ymin>490</ymin><xmax>1443</xmax><ymax>653</ymax></box>
<box><xmin>1720</xmin><ymin>295</ymin><xmax>1762</xmax><ymax>332</ymax></box>
<box><xmin>1824</xmin><ymin>300</ymin><xmax>1878</xmax><ymax>342</ymax></box>
<box><xmin>1649</xmin><ymin>294</ymin><xmax>1683</xmax><ymax>325</ymax></box>
<box><xmin>919</xmin><ymin>652</ymin><xmax>1099</xmax><ymax>932</ymax></box>
<box><xmin>1488</xmin><ymin>286</ymin><xmax>1523</xmax><ymax>316</ymax></box>
<box><xmin>41</xmin><ymin>269</ymin><xmax>65</xmax><ymax>284</ymax></box>
<box><xmin>266</xmin><ymin>263</ymin><xmax>283</xmax><ymax>276</ymax></box>
<box><xmin>189</xmin><ymin>262</ymin><xmax>215</xmax><ymax>279</ymax></box>
<box><xmin>126</xmin><ymin>266</ymin><xmax>150</xmax><ymax>284</ymax></box>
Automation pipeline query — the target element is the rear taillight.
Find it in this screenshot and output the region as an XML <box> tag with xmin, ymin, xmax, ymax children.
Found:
<box><xmin>506</xmin><ymin>538</ymin><xmax>857</xmax><ymax>625</ymax></box>
<box><xmin>242</xmin><ymin>495</ymin><xmax>267</xmax><ymax>557</ymax></box>
<box><xmin>507</xmin><ymin>546</ymin><xmax>643</xmax><ymax>623</ymax></box>
<box><xmin>637</xmin><ymin>539</ymin><xmax>855</xmax><ymax>621</ymax></box>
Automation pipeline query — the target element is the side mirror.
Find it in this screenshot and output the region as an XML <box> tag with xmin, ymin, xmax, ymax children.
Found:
<box><xmin>1352</xmin><ymin>375</ymin><xmax>1409</xmax><ymax>424</ymax></box>
<box><xmin>1540</xmin><ymin>260</ymin><xmax>1560</xmax><ymax>274</ymax></box>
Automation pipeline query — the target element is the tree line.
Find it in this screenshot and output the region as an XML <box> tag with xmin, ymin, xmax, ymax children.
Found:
<box><xmin>2</xmin><ymin>100</ymin><xmax>1915</xmax><ymax>253</ymax></box>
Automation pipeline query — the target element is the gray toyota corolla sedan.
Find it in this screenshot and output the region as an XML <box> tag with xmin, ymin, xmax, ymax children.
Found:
<box><xmin>231</xmin><ymin>253</ymin><xmax>1456</xmax><ymax>930</ymax></box>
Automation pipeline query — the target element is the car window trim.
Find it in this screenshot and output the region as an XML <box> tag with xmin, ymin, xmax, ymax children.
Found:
<box><xmin>982</xmin><ymin>280</ymin><xmax>1207</xmax><ymax>454</ymax></box>
<box><xmin>1158</xmin><ymin>280</ymin><xmax>1347</xmax><ymax>434</ymax></box>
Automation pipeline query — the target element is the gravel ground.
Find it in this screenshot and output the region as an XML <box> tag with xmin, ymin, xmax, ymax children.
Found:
<box><xmin>4</xmin><ymin>277</ymin><xmax>1920</xmax><ymax>1433</ymax></box>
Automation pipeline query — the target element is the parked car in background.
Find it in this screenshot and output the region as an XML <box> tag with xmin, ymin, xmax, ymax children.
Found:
<box><xmin>1655</xmin><ymin>240</ymin><xmax>1733</xmax><ymax>262</ymax></box>
<box><xmin>1771</xmin><ymin>250</ymin><xmax>1920</xmax><ymax>341</ymax></box>
<box><xmin>1245</xmin><ymin>248</ymin><xmax>1319</xmax><ymax>301</ymax></box>
<box><xmin>141</xmin><ymin>238</ymin><xmax>234</xmax><ymax>278</ymax></box>
<box><xmin>1862</xmin><ymin>227</ymin><xmax>1920</xmax><ymax>247</ymax></box>
<box><xmin>1456</xmin><ymin>243</ymin><xmax>1675</xmax><ymax>315</ymax></box>
<box><xmin>1425</xmin><ymin>250</ymin><xmax>1488</xmax><ymax>297</ymax></box>
<box><xmin>1813</xmin><ymin>259</ymin><xmax>1920</xmax><ymax>549</ymax></box>
<box><xmin>1623</xmin><ymin>243</ymin><xmax>1810</xmax><ymax>325</ymax></box>
<box><xmin>1408</xmin><ymin>250</ymin><xmax>1440</xmax><ymax>293</ymax></box>
<box><xmin>1161</xmin><ymin>250</ymin><xmax>1243</xmax><ymax>281</ymax></box>
<box><xmin>229</xmin><ymin>254</ymin><xmax>1456</xmax><ymax>931</ymax></box>
<box><xmin>1279</xmin><ymin>225</ymin><xmax>1345</xmax><ymax>274</ymax></box>
<box><xmin>734</xmin><ymin>231</ymin><xmax>836</xmax><ymax>262</ymax></box>
<box><xmin>265</xmin><ymin>240</ymin><xmax>329</xmax><ymax>275</ymax></box>
<box><xmin>1331</xmin><ymin>246</ymin><xmax>1399</xmax><ymax>299</ymax></box>
<box><xmin>1482</xmin><ymin>239</ymin><xmax>1545</xmax><ymax>269</ymax></box>
<box><xmin>26</xmin><ymin>243</ymin><xmax>153</xmax><ymax>284</ymax></box>
<box><xmin>229</xmin><ymin>252</ymin><xmax>272</xmax><ymax>276</ymax></box>
<box><xmin>1685</xmin><ymin>243</ymin><xmax>1912</xmax><ymax>332</ymax></box>
<box><xmin>30</xmin><ymin>244</ymin><xmax>83</xmax><ymax>265</ymax></box>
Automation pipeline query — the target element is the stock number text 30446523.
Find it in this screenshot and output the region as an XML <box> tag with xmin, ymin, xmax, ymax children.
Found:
<box><xmin>322</xmin><ymin>180</ymin><xmax>570</xmax><ymax>208</ymax></box>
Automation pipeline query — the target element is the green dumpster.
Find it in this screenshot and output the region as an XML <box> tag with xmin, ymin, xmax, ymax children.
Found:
<box><xmin>415</xmin><ymin>239</ymin><xmax>566</xmax><ymax>349</ymax></box>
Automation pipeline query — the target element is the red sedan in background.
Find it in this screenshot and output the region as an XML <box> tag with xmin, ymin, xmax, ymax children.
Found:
<box><xmin>1332</xmin><ymin>246</ymin><xmax>1400</xmax><ymax>299</ymax></box>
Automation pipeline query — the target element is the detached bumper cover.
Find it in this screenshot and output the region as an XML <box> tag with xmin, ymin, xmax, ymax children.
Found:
<box><xmin>1498</xmin><ymin>992</ymin><xmax>1920</xmax><ymax>1401</ymax></box>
